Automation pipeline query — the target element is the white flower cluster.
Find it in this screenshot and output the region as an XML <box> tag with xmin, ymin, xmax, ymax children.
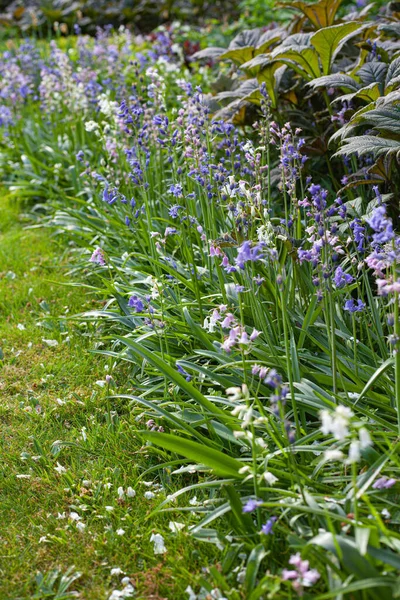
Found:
<box><xmin>320</xmin><ymin>405</ymin><xmax>372</xmax><ymax>463</ymax></box>
<box><xmin>98</xmin><ymin>93</ymin><xmax>120</xmax><ymax>120</ymax></box>
<box><xmin>39</xmin><ymin>43</ymin><xmax>88</xmax><ymax>114</ymax></box>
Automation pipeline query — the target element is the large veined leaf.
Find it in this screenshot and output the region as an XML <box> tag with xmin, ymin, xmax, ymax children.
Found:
<box><xmin>308</xmin><ymin>73</ymin><xmax>360</xmax><ymax>92</ymax></box>
<box><xmin>216</xmin><ymin>78</ymin><xmax>260</xmax><ymax>102</ymax></box>
<box><xmin>360</xmin><ymin>106</ymin><xmax>400</xmax><ymax>134</ymax></box>
<box><xmin>191</xmin><ymin>47</ymin><xmax>226</xmax><ymax>61</ymax></box>
<box><xmin>141</xmin><ymin>432</ymin><xmax>245</xmax><ymax>479</ymax></box>
<box><xmin>279</xmin><ymin>32</ymin><xmax>313</xmax><ymax>49</ymax></box>
<box><xmin>310</xmin><ymin>22</ymin><xmax>366</xmax><ymax>75</ymax></box>
<box><xmin>213</xmin><ymin>100</ymin><xmax>256</xmax><ymax>125</ymax></box>
<box><xmin>229</xmin><ymin>28</ymin><xmax>263</xmax><ymax>50</ymax></box>
<box><xmin>357</xmin><ymin>61</ymin><xmax>388</xmax><ymax>88</ymax></box>
<box><xmin>242</xmin><ymin>54</ymin><xmax>273</xmax><ymax>75</ymax></box>
<box><xmin>334</xmin><ymin>135</ymin><xmax>400</xmax><ymax>158</ymax></box>
<box><xmin>256</xmin><ymin>28</ymin><xmax>287</xmax><ymax>53</ymax></box>
<box><xmin>336</xmin><ymin>81</ymin><xmax>382</xmax><ymax>104</ymax></box>
<box><xmin>271</xmin><ymin>46</ymin><xmax>321</xmax><ymax>79</ymax></box>
<box><xmin>386</xmin><ymin>56</ymin><xmax>400</xmax><ymax>91</ymax></box>
<box><xmin>378</xmin><ymin>22</ymin><xmax>400</xmax><ymax>37</ymax></box>
<box><xmin>257</xmin><ymin>64</ymin><xmax>287</xmax><ymax>108</ymax></box>
<box><xmin>191</xmin><ymin>27</ymin><xmax>285</xmax><ymax>65</ymax></box>
<box><xmin>219</xmin><ymin>48</ymin><xmax>256</xmax><ymax>65</ymax></box>
<box><xmin>377</xmin><ymin>89</ymin><xmax>400</xmax><ymax>106</ymax></box>
<box><xmin>220</xmin><ymin>29</ymin><xmax>264</xmax><ymax>65</ymax></box>
<box><xmin>329</xmin><ymin>102</ymin><xmax>376</xmax><ymax>143</ymax></box>
<box><xmin>282</xmin><ymin>0</ymin><xmax>344</xmax><ymax>29</ymax></box>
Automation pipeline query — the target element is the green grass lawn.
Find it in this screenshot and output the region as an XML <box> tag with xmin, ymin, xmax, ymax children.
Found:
<box><xmin>0</xmin><ymin>196</ymin><xmax>215</xmax><ymax>600</ymax></box>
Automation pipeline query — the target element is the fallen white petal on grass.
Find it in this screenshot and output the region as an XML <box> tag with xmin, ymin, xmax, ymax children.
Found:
<box><xmin>42</xmin><ymin>338</ymin><xmax>59</xmax><ymax>347</ymax></box>
<box><xmin>169</xmin><ymin>521</ymin><xmax>185</xmax><ymax>533</ymax></box>
<box><xmin>185</xmin><ymin>586</ymin><xmax>198</xmax><ymax>600</ymax></box>
<box><xmin>108</xmin><ymin>583</ymin><xmax>135</xmax><ymax>599</ymax></box>
<box><xmin>69</xmin><ymin>512</ymin><xmax>82</xmax><ymax>521</ymax></box>
<box><xmin>150</xmin><ymin>533</ymin><xmax>167</xmax><ymax>554</ymax></box>
<box><xmin>54</xmin><ymin>462</ymin><xmax>67</xmax><ymax>474</ymax></box>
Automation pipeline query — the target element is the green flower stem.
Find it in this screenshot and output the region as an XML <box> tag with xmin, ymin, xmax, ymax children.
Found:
<box><xmin>352</xmin><ymin>313</ymin><xmax>358</xmax><ymax>379</ymax></box>
<box><xmin>328</xmin><ymin>283</ymin><xmax>338</xmax><ymax>397</ymax></box>
<box><xmin>279</xmin><ymin>283</ymin><xmax>301</xmax><ymax>437</ymax></box>
<box><xmin>395</xmin><ymin>293</ymin><xmax>400</xmax><ymax>434</ymax></box>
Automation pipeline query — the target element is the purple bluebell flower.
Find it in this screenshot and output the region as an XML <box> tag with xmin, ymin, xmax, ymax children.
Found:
<box><xmin>344</xmin><ymin>299</ymin><xmax>365</xmax><ymax>313</ymax></box>
<box><xmin>0</xmin><ymin>106</ymin><xmax>13</xmax><ymax>128</ymax></box>
<box><xmin>235</xmin><ymin>241</ymin><xmax>264</xmax><ymax>269</ymax></box>
<box><xmin>261</xmin><ymin>516</ymin><xmax>277</xmax><ymax>535</ymax></box>
<box><xmin>334</xmin><ymin>266</ymin><xmax>354</xmax><ymax>289</ymax></box>
<box><xmin>164</xmin><ymin>227</ymin><xmax>177</xmax><ymax>236</ymax></box>
<box><xmin>372</xmin><ymin>185</ymin><xmax>382</xmax><ymax>204</ymax></box>
<box><xmin>90</xmin><ymin>248</ymin><xmax>106</xmax><ymax>266</ymax></box>
<box><xmin>350</xmin><ymin>218</ymin><xmax>365</xmax><ymax>252</ymax></box>
<box><xmin>176</xmin><ymin>363</ymin><xmax>192</xmax><ymax>382</ymax></box>
<box><xmin>243</xmin><ymin>499</ymin><xmax>262</xmax><ymax>513</ymax></box>
<box><xmin>169</xmin><ymin>205</ymin><xmax>182</xmax><ymax>218</ymax></box>
<box><xmin>128</xmin><ymin>295</ymin><xmax>144</xmax><ymax>312</ymax></box>
<box><xmin>169</xmin><ymin>184</ymin><xmax>183</xmax><ymax>197</ymax></box>
<box><xmin>373</xmin><ymin>476</ymin><xmax>396</xmax><ymax>490</ymax></box>
<box><xmin>367</xmin><ymin>204</ymin><xmax>394</xmax><ymax>245</ymax></box>
<box><xmin>282</xmin><ymin>553</ymin><xmax>320</xmax><ymax>595</ymax></box>
<box><xmin>265</xmin><ymin>369</ymin><xmax>282</xmax><ymax>389</ymax></box>
<box><xmin>253</xmin><ymin>275</ymin><xmax>265</xmax><ymax>286</ymax></box>
<box><xmin>282</xmin><ymin>553</ymin><xmax>321</xmax><ymax>596</ymax></box>
<box><xmin>102</xmin><ymin>185</ymin><xmax>117</xmax><ymax>205</ymax></box>
<box><xmin>308</xmin><ymin>184</ymin><xmax>328</xmax><ymax>211</ymax></box>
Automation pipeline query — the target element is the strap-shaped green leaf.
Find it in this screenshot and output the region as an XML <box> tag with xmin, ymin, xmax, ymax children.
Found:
<box><xmin>113</xmin><ymin>335</ymin><xmax>233</xmax><ymax>424</ymax></box>
<box><xmin>142</xmin><ymin>431</ymin><xmax>245</xmax><ymax>479</ymax></box>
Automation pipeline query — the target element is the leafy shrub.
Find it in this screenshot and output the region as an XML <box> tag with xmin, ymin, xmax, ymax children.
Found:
<box><xmin>192</xmin><ymin>0</ymin><xmax>400</xmax><ymax>193</ymax></box>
